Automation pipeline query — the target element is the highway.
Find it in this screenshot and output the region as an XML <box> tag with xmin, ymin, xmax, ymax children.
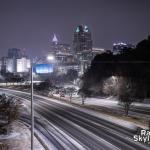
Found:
<box><xmin>0</xmin><ymin>88</ymin><xmax>149</xmax><ymax>150</ymax></box>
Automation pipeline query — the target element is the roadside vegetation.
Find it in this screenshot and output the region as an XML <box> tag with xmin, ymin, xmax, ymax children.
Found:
<box><xmin>0</xmin><ymin>94</ymin><xmax>22</xmax><ymax>134</ymax></box>
<box><xmin>79</xmin><ymin>36</ymin><xmax>150</xmax><ymax>115</ymax></box>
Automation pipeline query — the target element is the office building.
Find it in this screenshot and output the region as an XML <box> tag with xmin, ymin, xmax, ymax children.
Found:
<box><xmin>92</xmin><ymin>47</ymin><xmax>105</xmax><ymax>58</ymax></box>
<box><xmin>8</xmin><ymin>48</ymin><xmax>22</xmax><ymax>58</ymax></box>
<box><xmin>73</xmin><ymin>25</ymin><xmax>92</xmax><ymax>54</ymax></box>
<box><xmin>49</xmin><ymin>34</ymin><xmax>73</xmax><ymax>64</ymax></box>
<box><xmin>16</xmin><ymin>57</ymin><xmax>30</xmax><ymax>73</ymax></box>
<box><xmin>113</xmin><ymin>42</ymin><xmax>135</xmax><ymax>54</ymax></box>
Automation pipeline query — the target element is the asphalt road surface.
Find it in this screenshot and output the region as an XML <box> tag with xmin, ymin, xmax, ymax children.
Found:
<box><xmin>0</xmin><ymin>88</ymin><xmax>149</xmax><ymax>150</ymax></box>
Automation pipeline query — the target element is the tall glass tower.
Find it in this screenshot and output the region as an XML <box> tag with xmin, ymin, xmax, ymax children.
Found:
<box><xmin>73</xmin><ymin>25</ymin><xmax>92</xmax><ymax>54</ymax></box>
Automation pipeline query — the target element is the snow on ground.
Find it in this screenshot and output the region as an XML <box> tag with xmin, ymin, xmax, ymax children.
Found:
<box><xmin>84</xmin><ymin>96</ymin><xmax>150</xmax><ymax>108</ymax></box>
<box><xmin>132</xmin><ymin>102</ymin><xmax>150</xmax><ymax>108</ymax></box>
<box><xmin>35</xmin><ymin>129</ymin><xmax>57</xmax><ymax>150</ymax></box>
<box><xmin>0</xmin><ymin>90</ymin><xmax>149</xmax><ymax>129</ymax></box>
<box><xmin>0</xmin><ymin>121</ymin><xmax>44</xmax><ymax>150</ymax></box>
<box><xmin>85</xmin><ymin>97</ymin><xmax>118</xmax><ymax>107</ymax></box>
<box><xmin>37</xmin><ymin>94</ymin><xmax>142</xmax><ymax>130</ymax></box>
<box><xmin>45</xmin><ymin>110</ymin><xmax>119</xmax><ymax>150</ymax></box>
<box><xmin>52</xmin><ymin>96</ymin><xmax>149</xmax><ymax>129</ymax></box>
<box><xmin>53</xmin><ymin>94</ymin><xmax>150</xmax><ymax>110</ymax></box>
<box><xmin>0</xmin><ymin>132</ymin><xmax>20</xmax><ymax>140</ymax></box>
<box><xmin>0</xmin><ymin>89</ymin><xmax>45</xmax><ymax>150</ymax></box>
<box><xmin>73</xmin><ymin>106</ymin><xmax>139</xmax><ymax>130</ymax></box>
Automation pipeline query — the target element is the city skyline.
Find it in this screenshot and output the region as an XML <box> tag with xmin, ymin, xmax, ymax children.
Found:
<box><xmin>0</xmin><ymin>1</ymin><xmax>150</xmax><ymax>149</ymax></box>
<box><xmin>0</xmin><ymin>0</ymin><xmax>150</xmax><ymax>57</ymax></box>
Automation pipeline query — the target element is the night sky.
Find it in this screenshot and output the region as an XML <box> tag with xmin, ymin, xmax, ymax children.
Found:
<box><xmin>0</xmin><ymin>0</ymin><xmax>150</xmax><ymax>57</ymax></box>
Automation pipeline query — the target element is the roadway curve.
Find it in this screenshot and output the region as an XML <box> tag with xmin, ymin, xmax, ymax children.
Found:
<box><xmin>0</xmin><ymin>88</ymin><xmax>149</xmax><ymax>150</ymax></box>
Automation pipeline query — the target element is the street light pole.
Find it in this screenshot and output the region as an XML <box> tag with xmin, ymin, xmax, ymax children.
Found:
<box><xmin>31</xmin><ymin>63</ymin><xmax>34</xmax><ymax>150</ymax></box>
<box><xmin>30</xmin><ymin>55</ymin><xmax>54</xmax><ymax>149</ymax></box>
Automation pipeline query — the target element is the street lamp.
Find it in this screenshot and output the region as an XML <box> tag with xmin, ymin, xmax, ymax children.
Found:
<box><xmin>31</xmin><ymin>56</ymin><xmax>55</xmax><ymax>150</ymax></box>
<box><xmin>47</xmin><ymin>55</ymin><xmax>55</xmax><ymax>61</ymax></box>
<box><xmin>31</xmin><ymin>62</ymin><xmax>34</xmax><ymax>150</ymax></box>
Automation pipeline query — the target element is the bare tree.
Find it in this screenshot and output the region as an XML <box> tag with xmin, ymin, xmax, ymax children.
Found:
<box><xmin>117</xmin><ymin>77</ymin><xmax>143</xmax><ymax>116</ymax></box>
<box><xmin>0</xmin><ymin>94</ymin><xmax>21</xmax><ymax>125</ymax></box>
<box><xmin>66</xmin><ymin>87</ymin><xmax>76</xmax><ymax>102</ymax></box>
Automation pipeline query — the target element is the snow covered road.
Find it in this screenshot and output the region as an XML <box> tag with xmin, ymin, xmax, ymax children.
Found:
<box><xmin>0</xmin><ymin>88</ymin><xmax>149</xmax><ymax>150</ymax></box>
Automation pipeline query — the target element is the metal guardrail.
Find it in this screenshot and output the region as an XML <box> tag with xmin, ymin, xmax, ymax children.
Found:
<box><xmin>0</xmin><ymin>81</ymin><xmax>43</xmax><ymax>86</ymax></box>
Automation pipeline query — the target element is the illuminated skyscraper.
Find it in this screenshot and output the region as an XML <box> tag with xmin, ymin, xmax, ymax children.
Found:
<box><xmin>49</xmin><ymin>34</ymin><xmax>73</xmax><ymax>64</ymax></box>
<box><xmin>113</xmin><ymin>42</ymin><xmax>135</xmax><ymax>54</ymax></box>
<box><xmin>50</xmin><ymin>34</ymin><xmax>59</xmax><ymax>54</ymax></box>
<box><xmin>73</xmin><ymin>25</ymin><xmax>92</xmax><ymax>54</ymax></box>
<box><xmin>50</xmin><ymin>34</ymin><xmax>71</xmax><ymax>54</ymax></box>
<box><xmin>52</xmin><ymin>33</ymin><xmax>58</xmax><ymax>45</ymax></box>
<box><xmin>73</xmin><ymin>25</ymin><xmax>93</xmax><ymax>75</ymax></box>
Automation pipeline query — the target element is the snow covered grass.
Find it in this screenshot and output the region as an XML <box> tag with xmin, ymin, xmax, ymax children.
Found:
<box><xmin>33</xmin><ymin>94</ymin><xmax>141</xmax><ymax>130</ymax></box>
<box><xmin>0</xmin><ymin>121</ymin><xmax>44</xmax><ymax>150</ymax></box>
<box><xmin>84</xmin><ymin>97</ymin><xmax>150</xmax><ymax>108</ymax></box>
<box><xmin>132</xmin><ymin>102</ymin><xmax>150</xmax><ymax>108</ymax></box>
<box><xmin>85</xmin><ymin>97</ymin><xmax>118</xmax><ymax>107</ymax></box>
<box><xmin>0</xmin><ymin>119</ymin><xmax>44</xmax><ymax>150</ymax></box>
<box><xmin>0</xmin><ymin>89</ymin><xmax>45</xmax><ymax>150</ymax></box>
<box><xmin>1</xmin><ymin>88</ymin><xmax>148</xmax><ymax>130</ymax></box>
<box><xmin>0</xmin><ymin>132</ymin><xmax>20</xmax><ymax>140</ymax></box>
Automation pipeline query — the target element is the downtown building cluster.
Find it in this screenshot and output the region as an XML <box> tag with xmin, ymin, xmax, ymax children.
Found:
<box><xmin>47</xmin><ymin>25</ymin><xmax>104</xmax><ymax>75</ymax></box>
<box><xmin>0</xmin><ymin>24</ymin><xmax>134</xmax><ymax>79</ymax></box>
<box><xmin>0</xmin><ymin>48</ymin><xmax>30</xmax><ymax>76</ymax></box>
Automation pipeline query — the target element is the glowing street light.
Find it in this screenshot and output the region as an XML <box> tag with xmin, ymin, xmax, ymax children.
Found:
<box><xmin>47</xmin><ymin>55</ymin><xmax>55</xmax><ymax>61</ymax></box>
<box><xmin>31</xmin><ymin>56</ymin><xmax>55</xmax><ymax>149</ymax></box>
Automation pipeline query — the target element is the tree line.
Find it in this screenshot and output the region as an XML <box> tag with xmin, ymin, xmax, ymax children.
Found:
<box><xmin>79</xmin><ymin>36</ymin><xmax>150</xmax><ymax>115</ymax></box>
